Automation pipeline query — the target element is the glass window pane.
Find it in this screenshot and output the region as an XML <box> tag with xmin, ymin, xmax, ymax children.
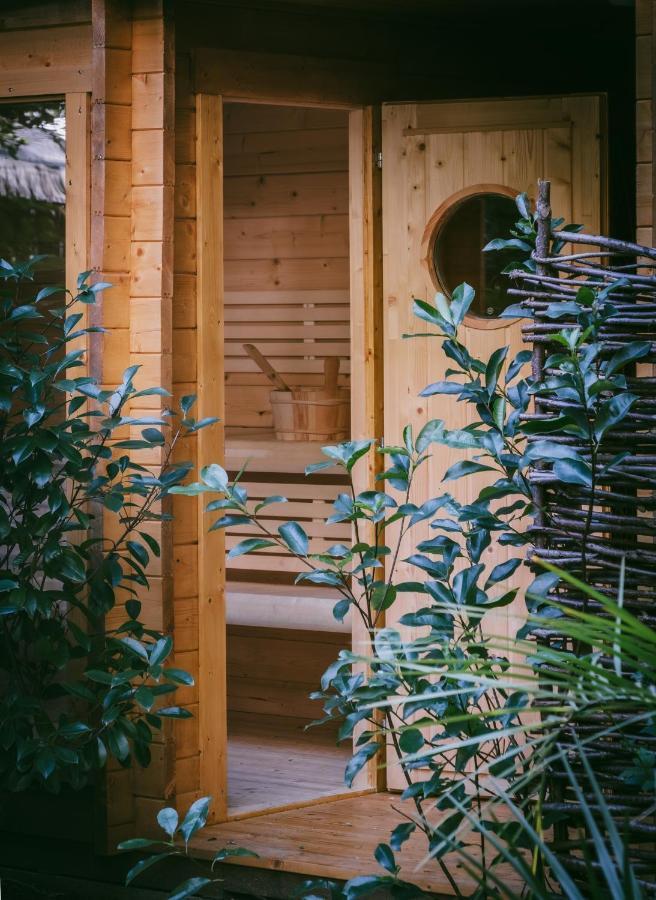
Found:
<box><xmin>433</xmin><ymin>193</ymin><xmax>518</xmax><ymax>319</ymax></box>
<box><xmin>0</xmin><ymin>101</ymin><xmax>66</xmax><ymax>289</ymax></box>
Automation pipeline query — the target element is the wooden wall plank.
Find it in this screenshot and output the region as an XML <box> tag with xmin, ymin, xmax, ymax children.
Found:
<box><xmin>0</xmin><ymin>1</ymin><xmax>90</xmax><ymax>29</ymax></box>
<box><xmin>0</xmin><ymin>22</ymin><xmax>92</xmax><ymax>96</ymax></box>
<box><xmin>196</xmin><ymin>47</ymin><xmax>387</xmax><ymax>107</ymax></box>
<box><xmin>224</xmin><ymin>257</ymin><xmax>349</xmax><ymax>291</ymax></box>
<box><xmin>224</xmin><ymin>171</ymin><xmax>348</xmax><ymax>218</ymax></box>
<box><xmin>224</xmin><ymin>105</ymin><xmax>346</xmax><ymax>133</ymax></box>
<box><xmin>224</xmin><ymin>215</ymin><xmax>349</xmax><ymax>260</ymax></box>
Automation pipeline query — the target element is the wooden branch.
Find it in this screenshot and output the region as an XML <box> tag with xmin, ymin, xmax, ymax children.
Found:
<box><xmin>553</xmin><ymin>229</ymin><xmax>656</xmax><ymax>260</ymax></box>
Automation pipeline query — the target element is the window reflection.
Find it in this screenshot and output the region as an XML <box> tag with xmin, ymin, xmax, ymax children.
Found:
<box><xmin>0</xmin><ymin>101</ymin><xmax>66</xmax><ymax>285</ymax></box>
<box><xmin>433</xmin><ymin>193</ymin><xmax>518</xmax><ymax>319</ymax></box>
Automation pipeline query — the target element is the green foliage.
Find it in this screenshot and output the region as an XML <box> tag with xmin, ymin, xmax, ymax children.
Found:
<box><xmin>118</xmin><ymin>795</ymin><xmax>257</xmax><ymax>898</ymax></box>
<box><xmin>0</xmin><ymin>259</ymin><xmax>216</xmax><ymax>792</ymax></box>
<box><xmin>372</xmin><ymin>571</ymin><xmax>656</xmax><ymax>899</ymax></box>
<box><xmin>171</xmin><ymin>194</ymin><xmax>653</xmax><ymax>897</ymax></box>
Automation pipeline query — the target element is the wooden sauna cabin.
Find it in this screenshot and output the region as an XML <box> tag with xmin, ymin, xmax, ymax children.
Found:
<box><xmin>0</xmin><ymin>0</ymin><xmax>643</xmax><ymax>892</ymax></box>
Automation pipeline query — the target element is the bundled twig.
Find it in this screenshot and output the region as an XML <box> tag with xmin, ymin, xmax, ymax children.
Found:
<box><xmin>520</xmin><ymin>180</ymin><xmax>656</xmax><ymax>890</ymax></box>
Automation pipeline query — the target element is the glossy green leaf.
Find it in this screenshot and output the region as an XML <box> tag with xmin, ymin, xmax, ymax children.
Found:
<box><xmin>169</xmin><ymin>877</ymin><xmax>212</xmax><ymax>900</ymax></box>
<box><xmin>553</xmin><ymin>458</ymin><xmax>593</xmax><ymax>487</ymax></box>
<box><xmin>179</xmin><ymin>796</ymin><xmax>211</xmax><ymax>844</ymax></box>
<box><xmin>374</xmin><ymin>842</ymin><xmax>397</xmax><ymax>874</ymax></box>
<box><xmin>344</xmin><ymin>743</ymin><xmax>378</xmax><ymax>788</ymax></box>
<box><xmin>594</xmin><ymin>393</ymin><xmax>637</xmax><ymax>441</ymax></box>
<box><xmin>201</xmin><ymin>463</ymin><xmax>229</xmax><ymax>492</ymax></box>
<box><xmin>399</xmin><ymin>728</ymin><xmax>424</xmax><ymax>754</ymax></box>
<box><xmin>125</xmin><ymin>851</ymin><xmax>177</xmax><ymax>886</ymax></box>
<box><xmin>443</xmin><ymin>460</ymin><xmax>495</xmax><ymax>481</ymax></box>
<box><xmin>228</xmin><ymin>538</ymin><xmax>276</xmax><ymax>559</ymax></box>
<box><xmin>156</xmin><ymin>806</ymin><xmax>178</xmax><ymax>837</ymax></box>
<box><xmin>278</xmin><ymin>521</ymin><xmax>309</xmax><ymax>556</ymax></box>
<box><xmin>606</xmin><ymin>341</ymin><xmax>651</xmax><ymax>376</ymax></box>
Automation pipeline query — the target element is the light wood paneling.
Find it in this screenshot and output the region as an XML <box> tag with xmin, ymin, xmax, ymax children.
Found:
<box><xmin>196</xmin><ymin>92</ymin><xmax>227</xmax><ymax>822</ymax></box>
<box><xmin>224</xmin><ymin>215</ymin><xmax>349</xmax><ymax>259</ymax></box>
<box><xmin>223</xmin><ymin>104</ymin><xmax>350</xmax><ymax>432</ymax></box>
<box><xmin>224</xmin><ymin>172</ymin><xmax>348</xmax><ymax>218</ymax></box>
<box><xmin>224</xmin><ymin>256</ymin><xmax>349</xmax><ymax>291</ymax></box>
<box><xmin>0</xmin><ymin>22</ymin><xmax>92</xmax><ymax>96</ymax></box>
<box><xmin>227</xmin><ymin>626</ymin><xmax>344</xmax><ymax>722</ymax></box>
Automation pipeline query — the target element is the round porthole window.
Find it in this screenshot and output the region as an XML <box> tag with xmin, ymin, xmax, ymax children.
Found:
<box><xmin>432</xmin><ymin>192</ymin><xmax>519</xmax><ymax>319</ymax></box>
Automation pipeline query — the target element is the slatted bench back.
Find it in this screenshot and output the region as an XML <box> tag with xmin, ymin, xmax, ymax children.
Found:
<box><xmin>225</xmin><ymin>477</ymin><xmax>350</xmax><ymax>578</ymax></box>
<box><xmin>225</xmin><ymin>289</ymin><xmax>350</xmax><ymax>430</ymax></box>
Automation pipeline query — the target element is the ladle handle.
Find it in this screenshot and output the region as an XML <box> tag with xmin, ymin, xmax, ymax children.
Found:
<box><xmin>324</xmin><ymin>357</ymin><xmax>340</xmax><ymax>392</ymax></box>
<box><xmin>242</xmin><ymin>343</ymin><xmax>290</xmax><ymax>392</ymax></box>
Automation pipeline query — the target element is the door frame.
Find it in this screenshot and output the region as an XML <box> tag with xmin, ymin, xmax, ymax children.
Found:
<box><xmin>194</xmin><ymin>92</ymin><xmax>385</xmax><ymax>820</ymax></box>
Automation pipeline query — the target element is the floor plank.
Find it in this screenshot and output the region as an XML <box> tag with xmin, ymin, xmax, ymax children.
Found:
<box><xmin>194</xmin><ymin>791</ymin><xmax>521</xmax><ymax>896</ymax></box>
<box><xmin>228</xmin><ymin>713</ymin><xmax>352</xmax><ymax>816</ymax></box>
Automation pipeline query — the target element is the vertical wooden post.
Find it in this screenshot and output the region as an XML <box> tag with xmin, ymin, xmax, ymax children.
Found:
<box><xmin>90</xmin><ymin>0</ymin><xmax>134</xmax><ymax>849</ymax></box>
<box><xmin>349</xmin><ymin>106</ymin><xmax>384</xmax><ymax>478</ymax></box>
<box><xmin>349</xmin><ymin>106</ymin><xmax>385</xmax><ymax>791</ymax></box>
<box><xmin>531</xmin><ymin>179</ymin><xmax>551</xmax><ymax>545</ymax></box>
<box><xmin>129</xmin><ymin>0</ymin><xmax>177</xmax><ymax>833</ymax></box>
<box><xmin>65</xmin><ymin>92</ymin><xmax>90</xmax><ymax>336</ymax></box>
<box><xmin>196</xmin><ymin>93</ymin><xmax>227</xmax><ymax>821</ymax></box>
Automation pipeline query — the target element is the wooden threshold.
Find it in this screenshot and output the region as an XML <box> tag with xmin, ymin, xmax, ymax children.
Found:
<box><xmin>192</xmin><ymin>792</ymin><xmax>519</xmax><ymax>896</ymax></box>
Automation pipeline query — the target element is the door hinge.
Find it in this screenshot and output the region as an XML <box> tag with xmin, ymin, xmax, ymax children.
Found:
<box><xmin>375</xmin><ymin>151</ymin><xmax>383</xmax><ymax>169</ymax></box>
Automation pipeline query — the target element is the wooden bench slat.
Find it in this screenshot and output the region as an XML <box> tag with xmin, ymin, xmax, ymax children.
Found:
<box><xmin>226</xmin><ymin>582</ymin><xmax>349</xmax><ymax>633</ymax></box>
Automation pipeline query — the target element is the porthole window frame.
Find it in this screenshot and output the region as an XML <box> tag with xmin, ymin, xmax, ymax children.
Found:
<box><xmin>421</xmin><ymin>183</ymin><xmax>522</xmax><ymax>331</ymax></box>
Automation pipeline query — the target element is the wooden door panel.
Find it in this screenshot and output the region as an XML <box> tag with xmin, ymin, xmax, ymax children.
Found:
<box><xmin>382</xmin><ymin>95</ymin><xmax>603</xmax><ymax>790</ymax></box>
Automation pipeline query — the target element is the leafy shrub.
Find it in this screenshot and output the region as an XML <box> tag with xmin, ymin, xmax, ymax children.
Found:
<box><xmin>118</xmin><ymin>795</ymin><xmax>256</xmax><ymax>899</ymax></box>
<box><xmin>0</xmin><ymin>259</ymin><xmax>214</xmax><ymax>791</ymax></box>
<box><xmin>173</xmin><ymin>195</ymin><xmax>654</xmax><ymax>896</ymax></box>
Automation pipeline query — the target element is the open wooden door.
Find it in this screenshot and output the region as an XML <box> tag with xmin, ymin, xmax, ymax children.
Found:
<box><xmin>381</xmin><ymin>95</ymin><xmax>605</xmax><ymax>789</ymax></box>
<box><xmin>195</xmin><ymin>93</ymin><xmax>228</xmax><ymax>821</ymax></box>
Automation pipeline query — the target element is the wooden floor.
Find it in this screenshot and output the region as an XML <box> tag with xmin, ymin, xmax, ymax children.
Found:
<box><xmin>194</xmin><ymin>791</ymin><xmax>520</xmax><ymax>897</ymax></box>
<box><xmin>228</xmin><ymin>713</ymin><xmax>352</xmax><ymax>816</ymax></box>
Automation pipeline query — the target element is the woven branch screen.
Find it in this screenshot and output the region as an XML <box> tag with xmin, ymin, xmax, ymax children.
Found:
<box><xmin>511</xmin><ymin>180</ymin><xmax>656</xmax><ymax>889</ymax></box>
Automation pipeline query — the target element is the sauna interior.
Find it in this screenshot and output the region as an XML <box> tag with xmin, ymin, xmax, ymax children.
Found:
<box><xmin>222</xmin><ymin>101</ymin><xmax>353</xmax><ymax>814</ymax></box>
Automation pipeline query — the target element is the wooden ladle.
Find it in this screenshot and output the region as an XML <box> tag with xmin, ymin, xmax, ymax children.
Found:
<box><xmin>242</xmin><ymin>343</ymin><xmax>291</xmax><ymax>392</ymax></box>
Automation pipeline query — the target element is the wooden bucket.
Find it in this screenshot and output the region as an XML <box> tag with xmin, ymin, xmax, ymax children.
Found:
<box><xmin>270</xmin><ymin>388</ymin><xmax>350</xmax><ymax>442</ymax></box>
